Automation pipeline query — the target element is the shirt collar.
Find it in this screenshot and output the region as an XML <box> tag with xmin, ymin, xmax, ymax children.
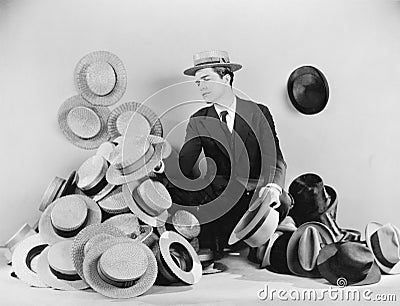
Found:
<box><xmin>213</xmin><ymin>96</ymin><xmax>237</xmax><ymax>118</ymax></box>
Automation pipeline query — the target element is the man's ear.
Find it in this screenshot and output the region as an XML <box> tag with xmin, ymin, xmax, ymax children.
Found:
<box><xmin>223</xmin><ymin>74</ymin><xmax>231</xmax><ymax>84</ymax></box>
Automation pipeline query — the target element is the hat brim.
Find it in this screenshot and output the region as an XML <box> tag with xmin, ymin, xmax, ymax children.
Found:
<box><xmin>82</xmin><ymin>238</ymin><xmax>157</xmax><ymax>298</ymax></box>
<box><xmin>57</xmin><ymin>171</ymin><xmax>77</xmax><ymax>198</ymax></box>
<box><xmin>184</xmin><ymin>63</ymin><xmax>242</xmax><ymax>76</ymax></box>
<box><xmin>287</xmin><ymin>222</ymin><xmax>336</xmax><ymax>277</ymax></box>
<box><xmin>39</xmin><ymin>195</ymin><xmax>102</xmax><ymax>245</ymax></box>
<box><xmin>75</xmin><ymin>51</ymin><xmax>127</xmax><ymax>107</ymax></box>
<box><xmin>36</xmin><ymin>248</ymin><xmax>89</xmax><ymax>290</ymax></box>
<box><xmin>202</xmin><ymin>262</ymin><xmax>228</xmax><ymax>275</ymax></box>
<box><xmin>39</xmin><ymin>177</ymin><xmax>66</xmax><ymax>212</ymax></box>
<box><xmin>287</xmin><ymin>66</ymin><xmax>329</xmax><ymax>115</ymax></box>
<box><xmin>11</xmin><ymin>234</ymin><xmax>49</xmax><ymax>287</ymax></box>
<box><xmin>317</xmin><ymin>243</ymin><xmax>381</xmax><ymax>286</ymax></box>
<box><xmin>107</xmin><ymin>102</ymin><xmax>163</xmax><ymax>140</ymax></box>
<box><xmin>159</xmin><ymin>231</ymin><xmax>202</xmax><ymax>284</ymax></box>
<box><xmin>58</xmin><ymin>96</ymin><xmax>111</xmax><ymax>150</ymax></box>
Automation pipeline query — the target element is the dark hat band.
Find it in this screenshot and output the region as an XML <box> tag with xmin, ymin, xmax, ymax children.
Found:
<box><xmin>97</xmin><ymin>260</ymin><xmax>139</xmax><ymax>288</ymax></box>
<box><xmin>132</xmin><ymin>188</ymin><xmax>162</xmax><ymax>217</ymax></box>
<box><xmin>82</xmin><ymin>175</ymin><xmax>110</xmax><ymax>197</ymax></box>
<box><xmin>49</xmin><ymin>266</ymin><xmax>82</xmax><ymax>281</ymax></box>
<box><xmin>26</xmin><ymin>244</ymin><xmax>48</xmax><ymax>271</ymax></box>
<box><xmin>51</xmin><ymin>216</ymin><xmax>88</xmax><ymax>238</ymax></box>
<box><xmin>241</xmin><ymin>209</ymin><xmax>270</xmax><ymax>241</ymax></box>
<box><xmin>371</xmin><ymin>232</ymin><xmax>396</xmax><ymax>269</ymax></box>
<box><xmin>153</xmin><ymin>243</ymin><xmax>179</xmax><ymax>283</ymax></box>
<box><xmin>195</xmin><ymin>57</ymin><xmax>230</xmax><ymax>66</ymax></box>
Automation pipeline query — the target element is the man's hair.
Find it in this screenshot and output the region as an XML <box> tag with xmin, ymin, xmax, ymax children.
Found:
<box><xmin>212</xmin><ymin>67</ymin><xmax>234</xmax><ymax>86</ymax></box>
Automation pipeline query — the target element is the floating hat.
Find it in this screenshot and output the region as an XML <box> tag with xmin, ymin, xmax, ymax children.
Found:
<box><xmin>76</xmin><ymin>155</ymin><xmax>115</xmax><ymax>201</ymax></box>
<box><xmin>260</xmin><ymin>231</ymin><xmax>293</xmax><ymax>274</ymax></box>
<box><xmin>72</xmin><ymin>223</ymin><xmax>126</xmax><ymax>281</ymax></box>
<box><xmin>287</xmin><ymin>222</ymin><xmax>336</xmax><ymax>277</ymax></box>
<box><xmin>287</xmin><ymin>66</ymin><xmax>329</xmax><ymax>115</ymax></box>
<box><xmin>38</xmin><ymin>194</ymin><xmax>102</xmax><ymax>245</ymax></box>
<box><xmin>106</xmin><ymin>135</ymin><xmax>165</xmax><ymax>185</ymax></box>
<box><xmin>107</xmin><ymin>102</ymin><xmax>163</xmax><ymax>140</ymax></box>
<box><xmin>366</xmin><ymin>222</ymin><xmax>400</xmax><ymax>274</ymax></box>
<box><xmin>37</xmin><ymin>240</ymin><xmax>88</xmax><ymax>290</ymax></box>
<box><xmin>75</xmin><ymin>51</ymin><xmax>127</xmax><ymax>106</ymax></box>
<box><xmin>183</xmin><ymin>50</ymin><xmax>242</xmax><ymax>76</ymax></box>
<box><xmin>124</xmin><ymin>179</ymin><xmax>172</xmax><ymax>227</ymax></box>
<box><xmin>103</xmin><ymin>213</ymin><xmax>153</xmax><ymax>242</ymax></box>
<box><xmin>11</xmin><ymin>234</ymin><xmax>49</xmax><ymax>287</ymax></box>
<box><xmin>97</xmin><ymin>186</ymin><xmax>130</xmax><ymax>215</ymax></box>
<box><xmin>317</xmin><ymin>241</ymin><xmax>381</xmax><ymax>286</ymax></box>
<box><xmin>172</xmin><ymin>210</ymin><xmax>201</xmax><ymax>240</ymax></box>
<box><xmin>82</xmin><ymin>238</ymin><xmax>157</xmax><ymax>298</ymax></box>
<box><xmin>154</xmin><ymin>231</ymin><xmax>202</xmax><ymax>284</ymax></box>
<box><xmin>58</xmin><ymin>95</ymin><xmax>111</xmax><ymax>150</ymax></box>
<box><xmin>4</xmin><ymin>223</ymin><xmax>37</xmax><ymax>264</ymax></box>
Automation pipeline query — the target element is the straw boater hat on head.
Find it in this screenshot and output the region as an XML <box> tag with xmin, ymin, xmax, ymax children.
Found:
<box><xmin>153</xmin><ymin>231</ymin><xmax>202</xmax><ymax>285</ymax></box>
<box><xmin>38</xmin><ymin>194</ymin><xmax>102</xmax><ymax>245</ymax></box>
<box><xmin>183</xmin><ymin>50</ymin><xmax>242</xmax><ymax>76</ymax></box>
<box><xmin>106</xmin><ymin>135</ymin><xmax>166</xmax><ymax>185</ymax></box>
<box><xmin>107</xmin><ymin>102</ymin><xmax>163</xmax><ymax>140</ymax></box>
<box><xmin>11</xmin><ymin>234</ymin><xmax>49</xmax><ymax>287</ymax></box>
<box><xmin>82</xmin><ymin>238</ymin><xmax>157</xmax><ymax>298</ymax></box>
<box><xmin>75</xmin><ymin>51</ymin><xmax>127</xmax><ymax>107</ymax></box>
<box><xmin>37</xmin><ymin>240</ymin><xmax>89</xmax><ymax>290</ymax></box>
<box><xmin>287</xmin><ymin>221</ymin><xmax>336</xmax><ymax>278</ymax></box>
<box><xmin>365</xmin><ymin>222</ymin><xmax>400</xmax><ymax>274</ymax></box>
<box><xmin>76</xmin><ymin>155</ymin><xmax>115</xmax><ymax>202</ymax></box>
<box><xmin>4</xmin><ymin>223</ymin><xmax>37</xmax><ymax>264</ymax></box>
<box><xmin>287</xmin><ymin>65</ymin><xmax>329</xmax><ymax>115</ymax></box>
<box><xmin>123</xmin><ymin>179</ymin><xmax>172</xmax><ymax>227</ymax></box>
<box><xmin>172</xmin><ymin>210</ymin><xmax>201</xmax><ymax>240</ymax></box>
<box><xmin>103</xmin><ymin>213</ymin><xmax>153</xmax><ymax>242</ymax></box>
<box><xmin>317</xmin><ymin>241</ymin><xmax>381</xmax><ymax>286</ymax></box>
<box><xmin>58</xmin><ymin>95</ymin><xmax>111</xmax><ymax>150</ymax></box>
<box><xmin>71</xmin><ymin>223</ymin><xmax>125</xmax><ymax>281</ymax></box>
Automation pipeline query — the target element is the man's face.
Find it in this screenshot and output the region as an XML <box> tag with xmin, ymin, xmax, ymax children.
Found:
<box><xmin>194</xmin><ymin>68</ymin><xmax>230</xmax><ymax>103</ymax></box>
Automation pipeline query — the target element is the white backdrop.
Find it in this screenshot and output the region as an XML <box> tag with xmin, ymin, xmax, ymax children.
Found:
<box><xmin>1</xmin><ymin>0</ymin><xmax>399</xmax><ymax>243</ymax></box>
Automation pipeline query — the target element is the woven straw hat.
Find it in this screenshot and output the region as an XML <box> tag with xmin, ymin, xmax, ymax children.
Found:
<box><xmin>36</xmin><ymin>240</ymin><xmax>89</xmax><ymax>290</ymax></box>
<box><xmin>75</xmin><ymin>51</ymin><xmax>127</xmax><ymax>106</ymax></box>
<box><xmin>123</xmin><ymin>179</ymin><xmax>172</xmax><ymax>227</ymax></box>
<box><xmin>38</xmin><ymin>194</ymin><xmax>102</xmax><ymax>245</ymax></box>
<box><xmin>11</xmin><ymin>234</ymin><xmax>49</xmax><ymax>287</ymax></box>
<box><xmin>82</xmin><ymin>238</ymin><xmax>157</xmax><ymax>298</ymax></box>
<box><xmin>107</xmin><ymin>102</ymin><xmax>163</xmax><ymax>140</ymax></box>
<box><xmin>4</xmin><ymin>223</ymin><xmax>37</xmax><ymax>264</ymax></box>
<box><xmin>172</xmin><ymin>210</ymin><xmax>201</xmax><ymax>239</ymax></box>
<box><xmin>96</xmin><ymin>141</ymin><xmax>117</xmax><ymax>163</ymax></box>
<box><xmin>97</xmin><ymin>185</ymin><xmax>130</xmax><ymax>214</ymax></box>
<box><xmin>103</xmin><ymin>213</ymin><xmax>153</xmax><ymax>242</ymax></box>
<box><xmin>58</xmin><ymin>95</ymin><xmax>111</xmax><ymax>150</ymax></box>
<box><xmin>39</xmin><ymin>177</ymin><xmax>66</xmax><ymax>212</ymax></box>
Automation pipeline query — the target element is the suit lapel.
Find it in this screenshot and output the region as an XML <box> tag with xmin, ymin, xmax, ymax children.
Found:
<box><xmin>233</xmin><ymin>98</ymin><xmax>254</xmax><ymax>161</ymax></box>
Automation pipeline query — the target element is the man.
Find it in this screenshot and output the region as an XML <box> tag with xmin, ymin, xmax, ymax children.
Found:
<box><xmin>157</xmin><ymin>50</ymin><xmax>286</xmax><ymax>256</ymax></box>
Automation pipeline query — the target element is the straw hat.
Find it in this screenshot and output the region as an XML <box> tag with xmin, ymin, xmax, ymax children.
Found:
<box><xmin>106</xmin><ymin>135</ymin><xmax>165</xmax><ymax>185</ymax></box>
<box><xmin>39</xmin><ymin>177</ymin><xmax>66</xmax><ymax>212</ymax></box>
<box><xmin>365</xmin><ymin>222</ymin><xmax>400</xmax><ymax>274</ymax></box>
<box><xmin>76</xmin><ymin>155</ymin><xmax>115</xmax><ymax>201</ymax></box>
<box><xmin>103</xmin><ymin>213</ymin><xmax>153</xmax><ymax>242</ymax></box>
<box><xmin>124</xmin><ymin>179</ymin><xmax>172</xmax><ymax>227</ymax></box>
<box><xmin>183</xmin><ymin>50</ymin><xmax>242</xmax><ymax>76</ymax></box>
<box><xmin>58</xmin><ymin>171</ymin><xmax>79</xmax><ymax>197</ymax></box>
<box><xmin>156</xmin><ymin>231</ymin><xmax>202</xmax><ymax>284</ymax></box>
<box><xmin>287</xmin><ymin>222</ymin><xmax>336</xmax><ymax>277</ymax></box>
<box><xmin>72</xmin><ymin>223</ymin><xmax>126</xmax><ymax>281</ymax></box>
<box><xmin>96</xmin><ymin>141</ymin><xmax>117</xmax><ymax>163</ymax></box>
<box><xmin>37</xmin><ymin>240</ymin><xmax>89</xmax><ymax>290</ymax></box>
<box><xmin>38</xmin><ymin>194</ymin><xmax>102</xmax><ymax>245</ymax></box>
<box><xmin>4</xmin><ymin>223</ymin><xmax>37</xmax><ymax>264</ymax></box>
<box><xmin>75</xmin><ymin>51</ymin><xmax>127</xmax><ymax>106</ymax></box>
<box><xmin>82</xmin><ymin>238</ymin><xmax>157</xmax><ymax>298</ymax></box>
<box><xmin>317</xmin><ymin>241</ymin><xmax>381</xmax><ymax>286</ymax></box>
<box><xmin>172</xmin><ymin>210</ymin><xmax>201</xmax><ymax>239</ymax></box>
<box><xmin>97</xmin><ymin>186</ymin><xmax>131</xmax><ymax>215</ymax></box>
<box><xmin>58</xmin><ymin>95</ymin><xmax>111</xmax><ymax>150</ymax></box>
<box><xmin>107</xmin><ymin>102</ymin><xmax>163</xmax><ymax>140</ymax></box>
<box><xmin>11</xmin><ymin>234</ymin><xmax>49</xmax><ymax>287</ymax></box>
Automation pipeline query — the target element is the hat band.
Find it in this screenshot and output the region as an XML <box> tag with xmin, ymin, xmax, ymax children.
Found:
<box><xmin>156</xmin><ymin>245</ymin><xmax>180</xmax><ymax>283</ymax></box>
<box><xmin>120</xmin><ymin>144</ymin><xmax>155</xmax><ymax>175</ymax></box>
<box><xmin>51</xmin><ymin>216</ymin><xmax>88</xmax><ymax>238</ymax></box>
<box><xmin>96</xmin><ymin>260</ymin><xmax>140</xmax><ymax>288</ymax></box>
<box><xmin>83</xmin><ymin>175</ymin><xmax>110</xmax><ymax>197</ymax></box>
<box><xmin>371</xmin><ymin>232</ymin><xmax>396</xmax><ymax>269</ymax></box>
<box><xmin>26</xmin><ymin>244</ymin><xmax>48</xmax><ymax>271</ymax></box>
<box><xmin>132</xmin><ymin>188</ymin><xmax>162</xmax><ymax>217</ymax></box>
<box><xmin>194</xmin><ymin>56</ymin><xmax>230</xmax><ymax>66</ymax></box>
<box><xmin>49</xmin><ymin>266</ymin><xmax>81</xmax><ymax>281</ymax></box>
<box><xmin>241</xmin><ymin>210</ymin><xmax>270</xmax><ymax>242</ymax></box>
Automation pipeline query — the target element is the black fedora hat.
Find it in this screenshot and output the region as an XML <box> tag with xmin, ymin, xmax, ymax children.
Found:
<box><xmin>287</xmin><ymin>66</ymin><xmax>329</xmax><ymax>115</ymax></box>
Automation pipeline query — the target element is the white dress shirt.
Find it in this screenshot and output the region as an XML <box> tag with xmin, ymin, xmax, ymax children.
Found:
<box><xmin>213</xmin><ymin>97</ymin><xmax>236</xmax><ymax>133</ymax></box>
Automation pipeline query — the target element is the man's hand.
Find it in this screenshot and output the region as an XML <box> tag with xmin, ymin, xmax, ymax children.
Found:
<box><xmin>249</xmin><ymin>184</ymin><xmax>282</xmax><ymax>211</ymax></box>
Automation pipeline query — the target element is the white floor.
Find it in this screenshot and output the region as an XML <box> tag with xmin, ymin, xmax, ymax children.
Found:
<box><xmin>1</xmin><ymin>248</ymin><xmax>400</xmax><ymax>306</ymax></box>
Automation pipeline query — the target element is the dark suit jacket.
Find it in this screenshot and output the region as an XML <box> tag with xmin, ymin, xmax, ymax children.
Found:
<box><xmin>178</xmin><ymin>97</ymin><xmax>286</xmax><ymax>197</ymax></box>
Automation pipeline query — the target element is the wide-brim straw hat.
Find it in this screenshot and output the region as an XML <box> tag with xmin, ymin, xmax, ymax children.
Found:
<box><xmin>287</xmin><ymin>221</ymin><xmax>336</xmax><ymax>277</ymax></box>
<box><xmin>103</xmin><ymin>213</ymin><xmax>153</xmax><ymax>242</ymax></box>
<box><xmin>36</xmin><ymin>241</ymin><xmax>89</xmax><ymax>290</ymax></box>
<box><xmin>172</xmin><ymin>210</ymin><xmax>201</xmax><ymax>239</ymax></box>
<box><xmin>58</xmin><ymin>95</ymin><xmax>111</xmax><ymax>150</ymax></box>
<box><xmin>39</xmin><ymin>177</ymin><xmax>66</xmax><ymax>212</ymax></box>
<box><xmin>82</xmin><ymin>238</ymin><xmax>157</xmax><ymax>298</ymax></box>
<box><xmin>97</xmin><ymin>186</ymin><xmax>130</xmax><ymax>214</ymax></box>
<box><xmin>155</xmin><ymin>231</ymin><xmax>202</xmax><ymax>284</ymax></box>
<box><xmin>4</xmin><ymin>223</ymin><xmax>37</xmax><ymax>264</ymax></box>
<box><xmin>11</xmin><ymin>234</ymin><xmax>49</xmax><ymax>287</ymax></box>
<box><xmin>75</xmin><ymin>51</ymin><xmax>127</xmax><ymax>107</ymax></box>
<box><xmin>72</xmin><ymin>223</ymin><xmax>126</xmax><ymax>281</ymax></box>
<box><xmin>183</xmin><ymin>50</ymin><xmax>242</xmax><ymax>76</ymax></box>
<box><xmin>38</xmin><ymin>194</ymin><xmax>102</xmax><ymax>245</ymax></box>
<box><xmin>123</xmin><ymin>179</ymin><xmax>171</xmax><ymax>227</ymax></box>
<box><xmin>365</xmin><ymin>222</ymin><xmax>400</xmax><ymax>274</ymax></box>
<box><xmin>107</xmin><ymin>102</ymin><xmax>163</xmax><ymax>140</ymax></box>
<box><xmin>106</xmin><ymin>136</ymin><xmax>165</xmax><ymax>185</ymax></box>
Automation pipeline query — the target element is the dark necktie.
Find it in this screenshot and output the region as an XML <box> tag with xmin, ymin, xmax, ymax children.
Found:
<box><xmin>220</xmin><ymin>110</ymin><xmax>228</xmax><ymax>124</ymax></box>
